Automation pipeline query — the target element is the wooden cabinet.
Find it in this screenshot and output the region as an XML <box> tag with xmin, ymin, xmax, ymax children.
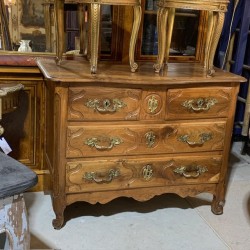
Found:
<box><xmin>37</xmin><ymin>59</ymin><xmax>244</xmax><ymax>229</ymax></box>
<box><xmin>0</xmin><ymin>67</ymin><xmax>48</xmax><ymax>191</ymax></box>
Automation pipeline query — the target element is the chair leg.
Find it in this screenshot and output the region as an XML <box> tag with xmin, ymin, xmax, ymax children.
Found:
<box><xmin>0</xmin><ymin>194</ymin><xmax>30</xmax><ymax>250</ymax></box>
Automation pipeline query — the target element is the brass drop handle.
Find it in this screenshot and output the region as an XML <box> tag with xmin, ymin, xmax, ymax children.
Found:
<box><xmin>85</xmin><ymin>137</ymin><xmax>123</xmax><ymax>150</ymax></box>
<box><xmin>178</xmin><ymin>133</ymin><xmax>212</xmax><ymax>146</ymax></box>
<box><xmin>173</xmin><ymin>165</ymin><xmax>208</xmax><ymax>178</ymax></box>
<box><xmin>84</xmin><ymin>169</ymin><xmax>120</xmax><ymax>184</ymax></box>
<box><xmin>85</xmin><ymin>98</ymin><xmax>126</xmax><ymax>113</ymax></box>
<box><xmin>182</xmin><ymin>98</ymin><xmax>218</xmax><ymax>112</ymax></box>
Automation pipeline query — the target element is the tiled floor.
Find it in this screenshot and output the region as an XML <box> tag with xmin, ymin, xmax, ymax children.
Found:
<box><xmin>5</xmin><ymin>142</ymin><xmax>250</xmax><ymax>250</ymax></box>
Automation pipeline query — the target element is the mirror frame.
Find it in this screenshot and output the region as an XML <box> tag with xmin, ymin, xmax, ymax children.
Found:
<box><xmin>0</xmin><ymin>52</ymin><xmax>54</xmax><ymax>66</ymax></box>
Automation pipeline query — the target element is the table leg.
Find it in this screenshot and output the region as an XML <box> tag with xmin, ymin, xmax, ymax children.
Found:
<box><xmin>55</xmin><ymin>0</ymin><xmax>65</xmax><ymax>65</ymax></box>
<box><xmin>90</xmin><ymin>3</ymin><xmax>101</xmax><ymax>74</ymax></box>
<box><xmin>154</xmin><ymin>7</ymin><xmax>169</xmax><ymax>73</ymax></box>
<box><xmin>129</xmin><ymin>4</ymin><xmax>142</xmax><ymax>73</ymax></box>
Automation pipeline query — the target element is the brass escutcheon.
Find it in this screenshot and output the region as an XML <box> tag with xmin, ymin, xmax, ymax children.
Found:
<box><xmin>145</xmin><ymin>131</ymin><xmax>156</xmax><ymax>148</ymax></box>
<box><xmin>142</xmin><ymin>164</ymin><xmax>153</xmax><ymax>181</ymax></box>
<box><xmin>148</xmin><ymin>95</ymin><xmax>158</xmax><ymax>114</ymax></box>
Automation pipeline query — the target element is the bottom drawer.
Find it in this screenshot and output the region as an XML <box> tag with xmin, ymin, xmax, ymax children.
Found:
<box><xmin>66</xmin><ymin>155</ymin><xmax>222</xmax><ymax>193</ymax></box>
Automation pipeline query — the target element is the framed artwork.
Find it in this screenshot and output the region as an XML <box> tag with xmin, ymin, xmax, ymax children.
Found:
<box><xmin>21</xmin><ymin>0</ymin><xmax>44</xmax><ymax>28</ymax></box>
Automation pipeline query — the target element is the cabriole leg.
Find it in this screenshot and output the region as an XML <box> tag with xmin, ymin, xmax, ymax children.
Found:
<box><xmin>129</xmin><ymin>4</ymin><xmax>142</xmax><ymax>72</ymax></box>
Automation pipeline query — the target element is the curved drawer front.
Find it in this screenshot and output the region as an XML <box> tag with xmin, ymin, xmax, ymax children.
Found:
<box><xmin>68</xmin><ymin>87</ymin><xmax>142</xmax><ymax>121</ymax></box>
<box><xmin>66</xmin><ymin>155</ymin><xmax>222</xmax><ymax>193</ymax></box>
<box><xmin>166</xmin><ymin>87</ymin><xmax>232</xmax><ymax>119</ymax></box>
<box><xmin>66</xmin><ymin>121</ymin><xmax>226</xmax><ymax>158</ymax></box>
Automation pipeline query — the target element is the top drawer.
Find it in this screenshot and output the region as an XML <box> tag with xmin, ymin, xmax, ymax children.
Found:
<box><xmin>166</xmin><ymin>87</ymin><xmax>233</xmax><ymax>120</ymax></box>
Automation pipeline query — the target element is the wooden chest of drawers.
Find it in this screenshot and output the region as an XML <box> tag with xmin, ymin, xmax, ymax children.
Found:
<box><xmin>37</xmin><ymin>60</ymin><xmax>245</xmax><ymax>229</ymax></box>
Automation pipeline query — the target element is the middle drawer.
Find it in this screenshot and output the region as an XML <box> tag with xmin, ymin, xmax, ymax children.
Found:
<box><xmin>66</xmin><ymin>121</ymin><xmax>226</xmax><ymax>158</ymax></box>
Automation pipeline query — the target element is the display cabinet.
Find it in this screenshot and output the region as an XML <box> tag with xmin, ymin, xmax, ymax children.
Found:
<box><xmin>60</xmin><ymin>1</ymin><xmax>208</xmax><ymax>63</ymax></box>
<box><xmin>95</xmin><ymin>0</ymin><xmax>207</xmax><ymax>63</ymax></box>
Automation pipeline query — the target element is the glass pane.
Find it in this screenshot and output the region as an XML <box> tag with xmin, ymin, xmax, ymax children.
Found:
<box><xmin>141</xmin><ymin>7</ymin><xmax>200</xmax><ymax>57</ymax></box>
<box><xmin>145</xmin><ymin>0</ymin><xmax>158</xmax><ymax>11</ymax></box>
<box><xmin>100</xmin><ymin>5</ymin><xmax>112</xmax><ymax>55</ymax></box>
<box><xmin>65</xmin><ymin>4</ymin><xmax>79</xmax><ymax>52</ymax></box>
<box><xmin>170</xmin><ymin>10</ymin><xmax>199</xmax><ymax>56</ymax></box>
<box><xmin>141</xmin><ymin>13</ymin><xmax>157</xmax><ymax>55</ymax></box>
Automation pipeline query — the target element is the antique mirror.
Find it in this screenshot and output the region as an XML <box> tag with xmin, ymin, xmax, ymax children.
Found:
<box><xmin>0</xmin><ymin>0</ymin><xmax>56</xmax><ymax>53</ymax></box>
<box><xmin>0</xmin><ymin>0</ymin><xmax>112</xmax><ymax>54</ymax></box>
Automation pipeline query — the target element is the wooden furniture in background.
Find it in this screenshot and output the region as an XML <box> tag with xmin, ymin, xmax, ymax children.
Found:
<box><xmin>153</xmin><ymin>0</ymin><xmax>229</xmax><ymax>75</ymax></box>
<box><xmin>0</xmin><ymin>83</ymin><xmax>24</xmax><ymax>136</ymax></box>
<box><xmin>37</xmin><ymin>59</ymin><xmax>245</xmax><ymax>229</ymax></box>
<box><xmin>55</xmin><ymin>0</ymin><xmax>142</xmax><ymax>73</ymax></box>
<box><xmin>0</xmin><ymin>67</ymin><xmax>47</xmax><ymax>192</ymax></box>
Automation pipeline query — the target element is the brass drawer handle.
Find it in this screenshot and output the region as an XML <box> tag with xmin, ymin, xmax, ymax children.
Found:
<box><xmin>178</xmin><ymin>133</ymin><xmax>212</xmax><ymax>146</ymax></box>
<box><xmin>85</xmin><ymin>98</ymin><xmax>127</xmax><ymax>113</ymax></box>
<box><xmin>173</xmin><ymin>165</ymin><xmax>208</xmax><ymax>178</ymax></box>
<box><xmin>85</xmin><ymin>137</ymin><xmax>123</xmax><ymax>150</ymax></box>
<box><xmin>84</xmin><ymin>169</ymin><xmax>120</xmax><ymax>184</ymax></box>
<box><xmin>182</xmin><ymin>98</ymin><xmax>218</xmax><ymax>112</ymax></box>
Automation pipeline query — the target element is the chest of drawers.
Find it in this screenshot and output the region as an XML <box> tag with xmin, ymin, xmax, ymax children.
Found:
<box><xmin>37</xmin><ymin>60</ymin><xmax>245</xmax><ymax>229</ymax></box>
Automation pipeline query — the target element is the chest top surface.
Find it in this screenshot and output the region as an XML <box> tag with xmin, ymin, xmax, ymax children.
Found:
<box><xmin>37</xmin><ymin>59</ymin><xmax>245</xmax><ymax>86</ymax></box>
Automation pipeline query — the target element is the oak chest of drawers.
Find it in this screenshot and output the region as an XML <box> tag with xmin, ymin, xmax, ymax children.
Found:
<box><xmin>37</xmin><ymin>59</ymin><xmax>245</xmax><ymax>229</ymax></box>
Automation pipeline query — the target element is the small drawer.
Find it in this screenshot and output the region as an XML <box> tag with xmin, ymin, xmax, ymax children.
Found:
<box><xmin>68</xmin><ymin>86</ymin><xmax>142</xmax><ymax>121</ymax></box>
<box><xmin>65</xmin><ymin>155</ymin><xmax>222</xmax><ymax>193</ymax></box>
<box><xmin>66</xmin><ymin>121</ymin><xmax>226</xmax><ymax>158</ymax></box>
<box><xmin>166</xmin><ymin>87</ymin><xmax>232</xmax><ymax>119</ymax></box>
